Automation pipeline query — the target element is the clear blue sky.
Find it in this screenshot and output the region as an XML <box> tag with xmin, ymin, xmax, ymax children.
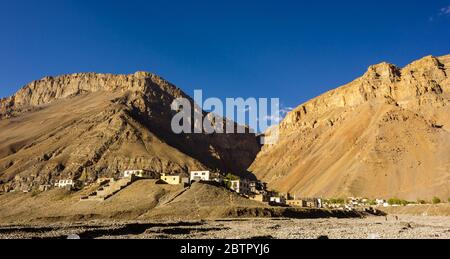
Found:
<box><xmin>1</xmin><ymin>0</ymin><xmax>449</xmax><ymax>110</ymax></box>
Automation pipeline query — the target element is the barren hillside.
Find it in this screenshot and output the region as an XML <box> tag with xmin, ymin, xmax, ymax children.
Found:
<box><xmin>250</xmin><ymin>55</ymin><xmax>450</xmax><ymax>201</ymax></box>
<box><xmin>0</xmin><ymin>72</ymin><xmax>260</xmax><ymax>191</ymax></box>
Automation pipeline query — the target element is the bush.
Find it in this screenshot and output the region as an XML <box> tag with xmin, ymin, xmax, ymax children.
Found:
<box><xmin>448</xmin><ymin>198</ymin><xmax>450</xmax><ymax>203</ymax></box>
<box><xmin>328</xmin><ymin>198</ymin><xmax>346</xmax><ymax>204</ymax></box>
<box><xmin>432</xmin><ymin>197</ymin><xmax>441</xmax><ymax>204</ymax></box>
<box><xmin>224</xmin><ymin>173</ymin><xmax>240</xmax><ymax>181</ymax></box>
<box><xmin>417</xmin><ymin>199</ymin><xmax>427</xmax><ymax>205</ymax></box>
<box><xmin>388</xmin><ymin>198</ymin><xmax>409</xmax><ymax>206</ymax></box>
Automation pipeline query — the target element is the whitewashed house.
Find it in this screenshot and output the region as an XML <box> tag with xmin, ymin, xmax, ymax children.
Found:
<box><xmin>270</xmin><ymin>196</ymin><xmax>286</xmax><ymax>205</ymax></box>
<box><xmin>160</xmin><ymin>174</ymin><xmax>182</xmax><ymax>185</ymax></box>
<box><xmin>55</xmin><ymin>179</ymin><xmax>81</xmax><ymax>190</ymax></box>
<box><xmin>376</xmin><ymin>199</ymin><xmax>385</xmax><ymax>206</ymax></box>
<box><xmin>122</xmin><ymin>170</ymin><xmax>152</xmax><ymax>179</ymax></box>
<box><xmin>190</xmin><ymin>171</ymin><xmax>211</xmax><ymax>182</ymax></box>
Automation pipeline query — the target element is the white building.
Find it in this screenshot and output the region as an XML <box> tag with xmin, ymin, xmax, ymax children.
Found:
<box><xmin>122</xmin><ymin>170</ymin><xmax>153</xmax><ymax>179</ymax></box>
<box><xmin>55</xmin><ymin>179</ymin><xmax>80</xmax><ymax>190</ymax></box>
<box><xmin>190</xmin><ymin>171</ymin><xmax>211</xmax><ymax>182</ymax></box>
<box><xmin>160</xmin><ymin>174</ymin><xmax>182</xmax><ymax>185</ymax></box>
<box><xmin>270</xmin><ymin>196</ymin><xmax>286</xmax><ymax>205</ymax></box>
<box><xmin>230</xmin><ymin>179</ymin><xmax>251</xmax><ymax>195</ymax></box>
<box><xmin>376</xmin><ymin>199</ymin><xmax>386</xmax><ymax>206</ymax></box>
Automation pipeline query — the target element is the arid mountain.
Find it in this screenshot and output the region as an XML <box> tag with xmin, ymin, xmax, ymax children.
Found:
<box><xmin>0</xmin><ymin>72</ymin><xmax>260</xmax><ymax>191</ymax></box>
<box><xmin>250</xmin><ymin>55</ymin><xmax>450</xmax><ymax>201</ymax></box>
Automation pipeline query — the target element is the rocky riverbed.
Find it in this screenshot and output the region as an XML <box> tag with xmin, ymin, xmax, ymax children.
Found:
<box><xmin>0</xmin><ymin>215</ymin><xmax>448</xmax><ymax>239</ymax></box>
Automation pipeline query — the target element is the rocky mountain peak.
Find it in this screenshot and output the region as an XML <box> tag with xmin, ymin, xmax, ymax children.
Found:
<box><xmin>280</xmin><ymin>55</ymin><xmax>449</xmax><ymax>130</ymax></box>
<box><xmin>250</xmin><ymin>54</ymin><xmax>450</xmax><ymax>200</ymax></box>
<box><xmin>0</xmin><ymin>72</ymin><xmax>187</xmax><ymax>119</ymax></box>
<box><xmin>363</xmin><ymin>62</ymin><xmax>401</xmax><ymax>83</ymax></box>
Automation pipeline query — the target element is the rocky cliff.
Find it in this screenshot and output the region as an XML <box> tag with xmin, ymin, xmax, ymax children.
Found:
<box><xmin>250</xmin><ymin>55</ymin><xmax>450</xmax><ymax>200</ymax></box>
<box><xmin>0</xmin><ymin>72</ymin><xmax>260</xmax><ymax>191</ymax></box>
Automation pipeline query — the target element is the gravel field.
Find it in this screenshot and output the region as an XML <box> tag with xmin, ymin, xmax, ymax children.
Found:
<box><xmin>0</xmin><ymin>215</ymin><xmax>449</xmax><ymax>239</ymax></box>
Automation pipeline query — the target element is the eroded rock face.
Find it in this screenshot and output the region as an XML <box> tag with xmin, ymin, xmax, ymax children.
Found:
<box><xmin>0</xmin><ymin>72</ymin><xmax>186</xmax><ymax>119</ymax></box>
<box><xmin>0</xmin><ymin>72</ymin><xmax>260</xmax><ymax>191</ymax></box>
<box><xmin>250</xmin><ymin>55</ymin><xmax>450</xmax><ymax>200</ymax></box>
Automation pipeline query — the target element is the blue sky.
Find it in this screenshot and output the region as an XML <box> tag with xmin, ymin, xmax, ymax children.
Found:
<box><xmin>0</xmin><ymin>0</ymin><xmax>449</xmax><ymax>111</ymax></box>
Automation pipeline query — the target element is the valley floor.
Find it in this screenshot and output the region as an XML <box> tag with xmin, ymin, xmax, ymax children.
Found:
<box><xmin>0</xmin><ymin>216</ymin><xmax>449</xmax><ymax>239</ymax></box>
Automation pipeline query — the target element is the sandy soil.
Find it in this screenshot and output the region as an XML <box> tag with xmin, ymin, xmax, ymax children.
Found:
<box><xmin>0</xmin><ymin>182</ymin><xmax>367</xmax><ymax>224</ymax></box>
<box><xmin>0</xmin><ymin>216</ymin><xmax>448</xmax><ymax>239</ymax></box>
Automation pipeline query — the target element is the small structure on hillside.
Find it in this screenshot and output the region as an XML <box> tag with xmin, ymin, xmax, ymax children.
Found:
<box><xmin>287</xmin><ymin>199</ymin><xmax>307</xmax><ymax>208</ymax></box>
<box><xmin>160</xmin><ymin>174</ymin><xmax>182</xmax><ymax>185</ymax></box>
<box><xmin>122</xmin><ymin>170</ymin><xmax>153</xmax><ymax>179</ymax></box>
<box><xmin>250</xmin><ymin>193</ymin><xmax>269</xmax><ymax>203</ymax></box>
<box><xmin>229</xmin><ymin>179</ymin><xmax>251</xmax><ymax>195</ymax></box>
<box><xmin>54</xmin><ymin>179</ymin><xmax>81</xmax><ymax>190</ymax></box>
<box><xmin>249</xmin><ymin>181</ymin><xmax>267</xmax><ymax>194</ymax></box>
<box><xmin>190</xmin><ymin>171</ymin><xmax>211</xmax><ymax>183</ymax></box>
<box><xmin>38</xmin><ymin>184</ymin><xmax>52</xmax><ymax>192</ymax></box>
<box><xmin>376</xmin><ymin>199</ymin><xmax>388</xmax><ymax>207</ymax></box>
<box><xmin>270</xmin><ymin>196</ymin><xmax>287</xmax><ymax>205</ymax></box>
<box><xmin>97</xmin><ymin>177</ymin><xmax>116</xmax><ymax>184</ymax></box>
<box><xmin>287</xmin><ymin>198</ymin><xmax>322</xmax><ymax>208</ymax></box>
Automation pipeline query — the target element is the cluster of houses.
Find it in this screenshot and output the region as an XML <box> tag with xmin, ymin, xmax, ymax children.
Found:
<box><xmin>266</xmin><ymin>194</ymin><xmax>323</xmax><ymax>209</ymax></box>
<box><xmin>1</xmin><ymin>169</ymin><xmax>322</xmax><ymax>209</ymax></box>
<box><xmin>322</xmin><ymin>197</ymin><xmax>391</xmax><ymax>210</ymax></box>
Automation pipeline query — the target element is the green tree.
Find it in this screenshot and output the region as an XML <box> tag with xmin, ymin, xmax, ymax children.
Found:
<box><xmin>388</xmin><ymin>198</ymin><xmax>409</xmax><ymax>206</ymax></box>
<box><xmin>224</xmin><ymin>173</ymin><xmax>240</xmax><ymax>189</ymax></box>
<box><xmin>432</xmin><ymin>197</ymin><xmax>441</xmax><ymax>204</ymax></box>
<box><xmin>328</xmin><ymin>198</ymin><xmax>346</xmax><ymax>204</ymax></box>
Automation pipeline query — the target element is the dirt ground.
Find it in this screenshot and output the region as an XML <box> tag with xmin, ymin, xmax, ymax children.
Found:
<box><xmin>0</xmin><ymin>215</ymin><xmax>448</xmax><ymax>239</ymax></box>
<box><xmin>0</xmin><ymin>181</ymin><xmax>367</xmax><ymax>224</ymax></box>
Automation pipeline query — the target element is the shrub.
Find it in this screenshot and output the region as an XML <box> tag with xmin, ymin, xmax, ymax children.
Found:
<box><xmin>328</xmin><ymin>198</ymin><xmax>346</xmax><ymax>204</ymax></box>
<box><xmin>224</xmin><ymin>173</ymin><xmax>240</xmax><ymax>181</ymax></box>
<box><xmin>388</xmin><ymin>198</ymin><xmax>408</xmax><ymax>206</ymax></box>
<box><xmin>432</xmin><ymin>197</ymin><xmax>441</xmax><ymax>204</ymax></box>
<box><xmin>417</xmin><ymin>199</ymin><xmax>427</xmax><ymax>205</ymax></box>
<box><xmin>448</xmin><ymin>198</ymin><xmax>450</xmax><ymax>203</ymax></box>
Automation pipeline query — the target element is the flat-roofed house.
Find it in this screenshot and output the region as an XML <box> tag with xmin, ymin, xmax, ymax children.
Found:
<box><xmin>54</xmin><ymin>179</ymin><xmax>81</xmax><ymax>190</ymax></box>
<box><xmin>190</xmin><ymin>171</ymin><xmax>211</xmax><ymax>182</ymax></box>
<box><xmin>122</xmin><ymin>170</ymin><xmax>153</xmax><ymax>179</ymax></box>
<box><xmin>270</xmin><ymin>196</ymin><xmax>287</xmax><ymax>205</ymax></box>
<box><xmin>287</xmin><ymin>199</ymin><xmax>307</xmax><ymax>207</ymax></box>
<box><xmin>230</xmin><ymin>179</ymin><xmax>251</xmax><ymax>195</ymax></box>
<box><xmin>286</xmin><ymin>196</ymin><xmax>322</xmax><ymax>208</ymax></box>
<box><xmin>250</xmin><ymin>193</ymin><xmax>269</xmax><ymax>203</ymax></box>
<box><xmin>161</xmin><ymin>174</ymin><xmax>182</xmax><ymax>185</ymax></box>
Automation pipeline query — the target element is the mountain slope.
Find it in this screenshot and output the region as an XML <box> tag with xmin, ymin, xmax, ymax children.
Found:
<box><xmin>250</xmin><ymin>55</ymin><xmax>450</xmax><ymax>200</ymax></box>
<box><xmin>0</xmin><ymin>72</ymin><xmax>260</xmax><ymax>191</ymax></box>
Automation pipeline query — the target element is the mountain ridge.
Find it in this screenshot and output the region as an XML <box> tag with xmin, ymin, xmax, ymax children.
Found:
<box><xmin>0</xmin><ymin>72</ymin><xmax>260</xmax><ymax>192</ymax></box>
<box><xmin>251</xmin><ymin>54</ymin><xmax>450</xmax><ymax>200</ymax></box>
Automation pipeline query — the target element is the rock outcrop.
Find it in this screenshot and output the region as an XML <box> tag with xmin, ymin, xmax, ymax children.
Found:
<box><xmin>0</xmin><ymin>72</ymin><xmax>260</xmax><ymax>191</ymax></box>
<box><xmin>250</xmin><ymin>55</ymin><xmax>450</xmax><ymax>201</ymax></box>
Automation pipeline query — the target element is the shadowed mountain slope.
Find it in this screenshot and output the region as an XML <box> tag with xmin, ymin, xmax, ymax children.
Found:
<box><xmin>0</xmin><ymin>72</ymin><xmax>260</xmax><ymax>191</ymax></box>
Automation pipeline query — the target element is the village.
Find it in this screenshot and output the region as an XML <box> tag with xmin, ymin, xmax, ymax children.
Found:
<box><xmin>0</xmin><ymin>169</ymin><xmax>407</xmax><ymax>211</ymax></box>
